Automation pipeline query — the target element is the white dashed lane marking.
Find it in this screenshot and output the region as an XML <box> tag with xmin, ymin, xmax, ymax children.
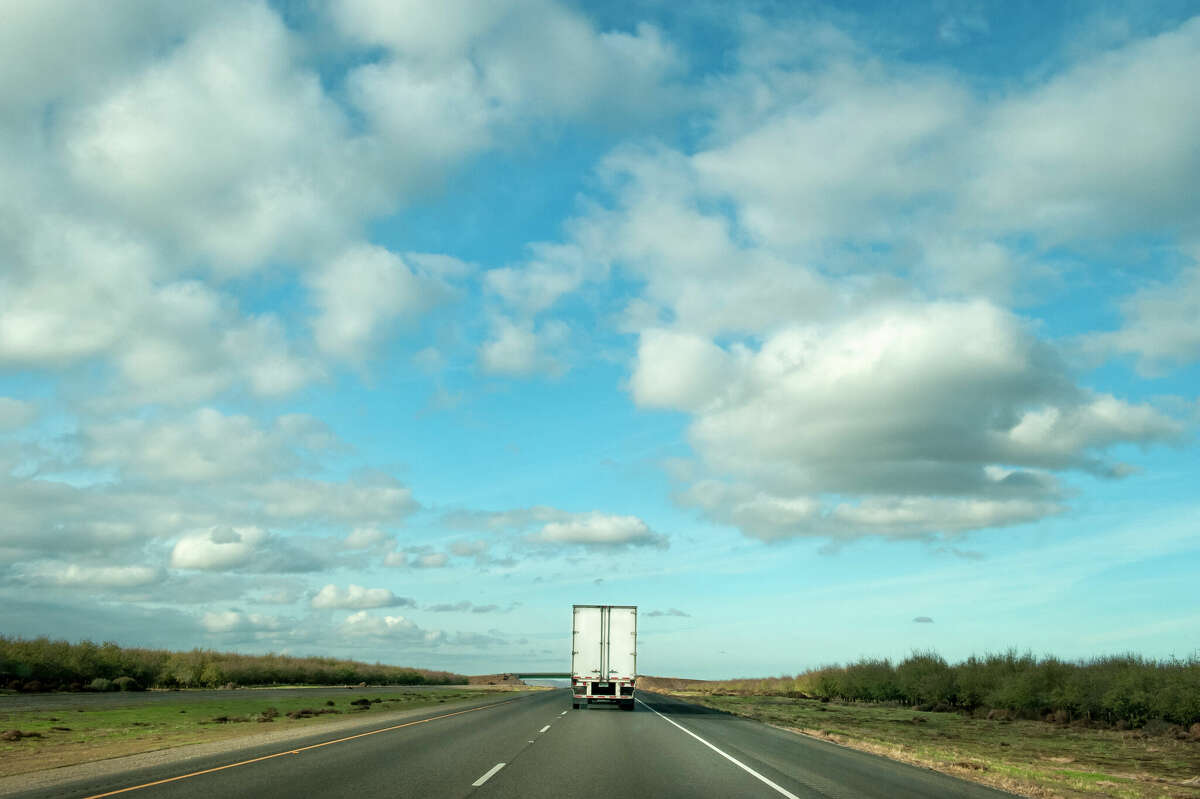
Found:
<box><xmin>472</xmin><ymin>763</ymin><xmax>506</xmax><ymax>787</ymax></box>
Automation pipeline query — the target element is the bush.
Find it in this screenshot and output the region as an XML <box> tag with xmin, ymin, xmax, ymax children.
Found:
<box><xmin>679</xmin><ymin>649</ymin><xmax>1200</xmax><ymax>729</ymax></box>
<box><xmin>0</xmin><ymin>635</ymin><xmax>466</xmax><ymax>692</ymax></box>
<box><xmin>88</xmin><ymin>678</ymin><xmax>113</xmax><ymax>692</ymax></box>
<box><xmin>112</xmin><ymin>676</ymin><xmax>140</xmax><ymax>691</ymax></box>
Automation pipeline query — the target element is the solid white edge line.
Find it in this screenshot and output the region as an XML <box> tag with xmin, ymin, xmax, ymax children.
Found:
<box><xmin>472</xmin><ymin>762</ymin><xmax>506</xmax><ymax>787</ymax></box>
<box><xmin>539</xmin><ymin>725</ymin><xmax>551</xmax><ymax>733</ymax></box>
<box><xmin>636</xmin><ymin>698</ymin><xmax>801</xmax><ymax>799</ymax></box>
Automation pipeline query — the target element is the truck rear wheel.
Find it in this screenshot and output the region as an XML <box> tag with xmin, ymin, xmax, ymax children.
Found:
<box><xmin>620</xmin><ymin>699</ymin><xmax>634</xmax><ymax>711</ymax></box>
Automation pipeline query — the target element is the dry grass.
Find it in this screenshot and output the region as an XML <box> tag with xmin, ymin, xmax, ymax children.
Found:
<box><xmin>0</xmin><ymin>688</ymin><xmax>501</xmax><ymax>777</ymax></box>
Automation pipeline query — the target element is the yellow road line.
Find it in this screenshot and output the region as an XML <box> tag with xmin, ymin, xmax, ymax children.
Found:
<box><xmin>82</xmin><ymin>698</ymin><xmax>516</xmax><ymax>798</ymax></box>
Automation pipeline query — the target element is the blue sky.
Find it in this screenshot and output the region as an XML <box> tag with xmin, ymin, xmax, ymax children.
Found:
<box><xmin>1</xmin><ymin>0</ymin><xmax>1199</xmax><ymax>679</ymax></box>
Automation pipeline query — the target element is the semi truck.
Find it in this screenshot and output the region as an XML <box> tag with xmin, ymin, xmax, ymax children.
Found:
<box><xmin>571</xmin><ymin>604</ymin><xmax>636</xmax><ymax>710</ymax></box>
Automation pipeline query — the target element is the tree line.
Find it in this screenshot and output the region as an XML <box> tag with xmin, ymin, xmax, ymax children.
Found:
<box><xmin>657</xmin><ymin>650</ymin><xmax>1200</xmax><ymax>728</ymax></box>
<box><xmin>0</xmin><ymin>635</ymin><xmax>466</xmax><ymax>692</ymax></box>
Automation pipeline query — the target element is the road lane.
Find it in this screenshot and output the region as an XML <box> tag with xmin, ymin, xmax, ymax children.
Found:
<box><xmin>21</xmin><ymin>688</ymin><xmax>1017</xmax><ymax>798</ymax></box>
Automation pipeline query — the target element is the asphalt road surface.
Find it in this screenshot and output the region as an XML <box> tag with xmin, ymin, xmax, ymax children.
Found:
<box><xmin>26</xmin><ymin>689</ymin><xmax>1015</xmax><ymax>799</ymax></box>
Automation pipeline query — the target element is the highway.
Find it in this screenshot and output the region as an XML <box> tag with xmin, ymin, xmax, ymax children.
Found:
<box><xmin>24</xmin><ymin>689</ymin><xmax>1015</xmax><ymax>799</ymax></box>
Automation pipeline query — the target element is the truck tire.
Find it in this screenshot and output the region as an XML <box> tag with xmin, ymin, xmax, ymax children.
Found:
<box><xmin>621</xmin><ymin>699</ymin><xmax>634</xmax><ymax>711</ymax></box>
<box><xmin>572</xmin><ymin>702</ymin><xmax>579</xmax><ymax>709</ymax></box>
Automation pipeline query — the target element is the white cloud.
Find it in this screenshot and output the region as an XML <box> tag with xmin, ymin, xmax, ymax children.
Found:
<box><xmin>254</xmin><ymin>475</ymin><xmax>417</xmax><ymax>526</ymax></box>
<box><xmin>485</xmin><ymin>242</ymin><xmax>604</xmax><ymax>316</ymax></box>
<box><xmin>201</xmin><ymin>610</ymin><xmax>286</xmax><ymax>634</ymax></box>
<box><xmin>479</xmin><ymin>317</ymin><xmax>568</xmax><ymax>376</ymax></box>
<box><xmin>84</xmin><ymin>409</ymin><xmax>332</xmax><ymax>483</ymax></box>
<box><xmin>340</xmin><ymin>610</ymin><xmax>439</xmax><ymax>642</ymax></box>
<box><xmin>969</xmin><ymin>17</ymin><xmax>1200</xmax><ymax>238</ymax></box>
<box><xmin>311</xmin><ymin>583</ymin><xmax>413</xmax><ymax>610</ymax></box>
<box><xmin>694</xmin><ymin>64</ymin><xmax>968</xmax><ymax>246</ymax></box>
<box><xmin>444</xmin><ymin>506</ymin><xmax>666</xmax><ymax>550</ymax></box>
<box><xmin>170</xmin><ymin>527</ymin><xmax>267</xmax><ymax>571</ymax></box>
<box><xmin>0</xmin><ymin>217</ymin><xmax>318</xmax><ymax>403</ymax></box>
<box><xmin>335</xmin><ymin>0</ymin><xmax>681</xmax><ymax>121</ymax></box>
<box><xmin>630</xmin><ymin>329</ymin><xmax>737</xmax><ymax>412</ymax></box>
<box><xmin>310</xmin><ymin>244</ymin><xmax>452</xmax><ymax>361</ymax></box>
<box><xmin>413</xmin><ymin>552</ymin><xmax>449</xmax><ymax>569</ymax></box>
<box><xmin>534</xmin><ymin>512</ymin><xmax>666</xmax><ymax>549</ymax></box>
<box><xmin>62</xmin><ymin>2</ymin><xmax>368</xmax><ymax>268</ymax></box>
<box><xmin>22</xmin><ymin>562</ymin><xmax>164</xmax><ymax>589</ymax></box>
<box><xmin>167</xmin><ymin>526</ymin><xmax>321</xmax><ymax>574</ymax></box>
<box><xmin>343</xmin><ymin>527</ymin><xmax>387</xmax><ymax>550</ymax></box>
<box><xmin>1088</xmin><ymin>264</ymin><xmax>1200</xmax><ymax>375</ymax></box>
<box><xmin>0</xmin><ymin>398</ymin><xmax>36</xmax><ymax>431</ymax></box>
<box><xmin>647</xmin><ymin>301</ymin><xmax>1181</xmax><ymax>539</ymax></box>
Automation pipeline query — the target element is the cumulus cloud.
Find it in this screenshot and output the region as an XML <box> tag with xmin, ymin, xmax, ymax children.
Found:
<box><xmin>0</xmin><ymin>217</ymin><xmax>319</xmax><ymax>402</ymax></box>
<box><xmin>339</xmin><ymin>610</ymin><xmax>439</xmax><ymax>642</ymax></box>
<box><xmin>446</xmin><ymin>506</ymin><xmax>666</xmax><ymax>551</ymax></box>
<box><xmin>479</xmin><ymin>316</ymin><xmax>569</xmax><ymax>377</ymax></box>
<box><xmin>62</xmin><ymin>2</ymin><xmax>368</xmax><ymax>267</ymax></box>
<box><xmin>201</xmin><ymin>610</ymin><xmax>287</xmax><ymax>634</ymax></box>
<box><xmin>342</xmin><ymin>527</ymin><xmax>388</xmax><ymax>550</ymax></box>
<box><xmin>254</xmin><ymin>474</ymin><xmax>417</xmax><ymax>526</ymax></box>
<box><xmin>534</xmin><ymin>512</ymin><xmax>666</xmax><ymax>549</ymax></box>
<box><xmin>311</xmin><ymin>583</ymin><xmax>414</xmax><ymax>610</ymax></box>
<box><xmin>84</xmin><ymin>409</ymin><xmax>334</xmax><ymax>483</ymax></box>
<box><xmin>413</xmin><ymin>552</ymin><xmax>449</xmax><ymax>569</ymax></box>
<box><xmin>170</xmin><ymin>527</ymin><xmax>267</xmax><ymax>571</ymax></box>
<box><xmin>1086</xmin><ymin>264</ymin><xmax>1200</xmax><ymax>375</ymax></box>
<box><xmin>334</xmin><ymin>0</ymin><xmax>681</xmax><ymax>130</ymax></box>
<box><xmin>968</xmin><ymin>17</ymin><xmax>1200</xmax><ymax>239</ymax></box>
<box><xmin>309</xmin><ymin>245</ymin><xmax>452</xmax><ymax>361</ymax></box>
<box><xmin>169</xmin><ymin>527</ymin><xmax>321</xmax><ymax>573</ymax></box>
<box><xmin>649</xmin><ymin>301</ymin><xmax>1181</xmax><ymax>540</ymax></box>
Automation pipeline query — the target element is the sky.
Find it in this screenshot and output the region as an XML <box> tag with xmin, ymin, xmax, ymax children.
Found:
<box><xmin>1</xmin><ymin>0</ymin><xmax>1199</xmax><ymax>680</ymax></box>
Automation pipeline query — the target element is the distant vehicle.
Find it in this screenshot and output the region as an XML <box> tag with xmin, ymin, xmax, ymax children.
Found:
<box><xmin>571</xmin><ymin>604</ymin><xmax>636</xmax><ymax>710</ymax></box>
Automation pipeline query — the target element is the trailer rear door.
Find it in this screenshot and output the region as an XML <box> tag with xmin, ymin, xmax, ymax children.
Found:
<box><xmin>607</xmin><ymin>606</ymin><xmax>637</xmax><ymax>680</ymax></box>
<box><xmin>572</xmin><ymin>605</ymin><xmax>603</xmax><ymax>679</ymax></box>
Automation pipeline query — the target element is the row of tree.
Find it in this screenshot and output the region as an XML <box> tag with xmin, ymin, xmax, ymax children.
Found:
<box><xmin>696</xmin><ymin>650</ymin><xmax>1200</xmax><ymax>727</ymax></box>
<box><xmin>0</xmin><ymin>635</ymin><xmax>466</xmax><ymax>691</ymax></box>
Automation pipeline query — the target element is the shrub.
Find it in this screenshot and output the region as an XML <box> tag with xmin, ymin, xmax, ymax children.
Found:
<box><xmin>88</xmin><ymin>678</ymin><xmax>112</xmax><ymax>692</ymax></box>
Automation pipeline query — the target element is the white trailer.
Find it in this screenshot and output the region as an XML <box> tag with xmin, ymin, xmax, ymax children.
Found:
<box><xmin>571</xmin><ymin>604</ymin><xmax>636</xmax><ymax>710</ymax></box>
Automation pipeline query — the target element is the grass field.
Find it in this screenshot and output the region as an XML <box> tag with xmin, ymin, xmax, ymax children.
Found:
<box><xmin>652</xmin><ymin>691</ymin><xmax>1200</xmax><ymax>799</ymax></box>
<box><xmin>0</xmin><ymin>686</ymin><xmax>511</xmax><ymax>777</ymax></box>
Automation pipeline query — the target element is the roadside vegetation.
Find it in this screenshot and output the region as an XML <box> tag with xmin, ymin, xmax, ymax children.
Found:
<box><xmin>641</xmin><ymin>651</ymin><xmax>1200</xmax><ymax>798</ymax></box>
<box><xmin>0</xmin><ymin>636</ymin><xmax>465</xmax><ymax>692</ymax></box>
<box><xmin>0</xmin><ymin>687</ymin><xmax>504</xmax><ymax>777</ymax></box>
<box><xmin>647</xmin><ymin>650</ymin><xmax>1200</xmax><ymax>729</ymax></box>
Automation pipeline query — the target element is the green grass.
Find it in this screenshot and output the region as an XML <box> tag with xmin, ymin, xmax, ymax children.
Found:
<box><xmin>0</xmin><ymin>687</ymin><xmax>504</xmax><ymax>776</ymax></box>
<box><xmin>657</xmin><ymin>692</ymin><xmax>1200</xmax><ymax>799</ymax></box>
